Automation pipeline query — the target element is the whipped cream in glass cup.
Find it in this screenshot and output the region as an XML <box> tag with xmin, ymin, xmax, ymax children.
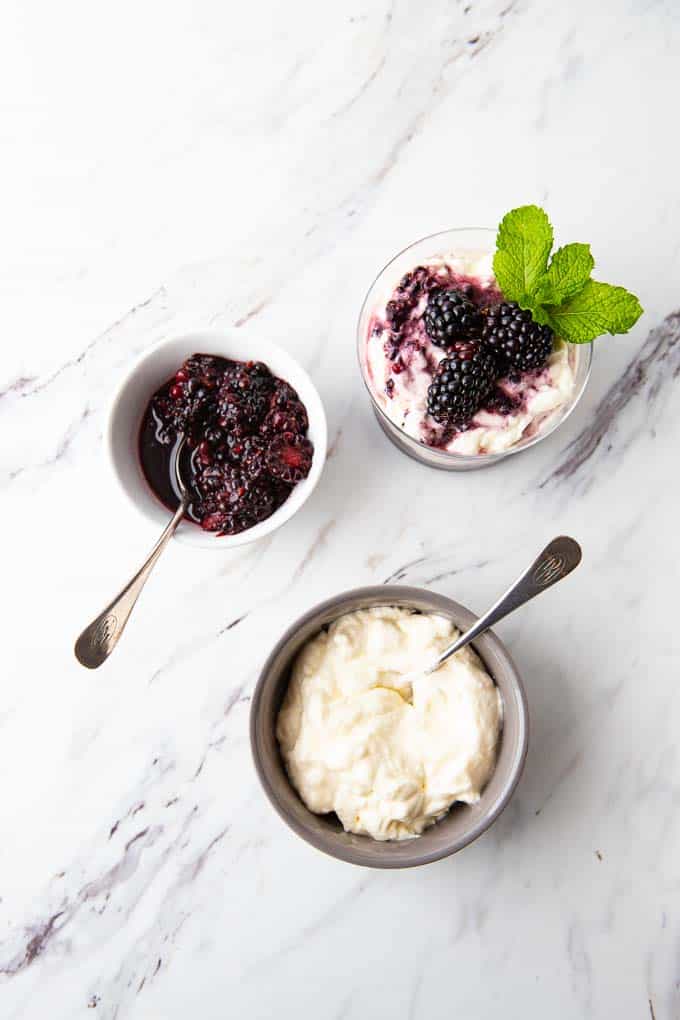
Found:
<box><xmin>357</xmin><ymin>228</ymin><xmax>593</xmax><ymax>471</ymax></box>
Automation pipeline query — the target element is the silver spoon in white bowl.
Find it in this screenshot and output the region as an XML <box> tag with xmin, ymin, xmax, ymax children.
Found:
<box><xmin>74</xmin><ymin>435</ymin><xmax>190</xmax><ymax>669</ymax></box>
<box><xmin>400</xmin><ymin>536</ymin><xmax>582</xmax><ymax>686</ymax></box>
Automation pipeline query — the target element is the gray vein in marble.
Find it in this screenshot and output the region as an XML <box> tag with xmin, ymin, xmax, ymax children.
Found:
<box><xmin>407</xmin><ymin>968</ymin><xmax>425</xmax><ymax>1020</ymax></box>
<box><xmin>149</xmin><ymin>591</ymin><xmax>265</xmax><ymax>685</ymax></box>
<box><xmin>4</xmin><ymin>287</ymin><xmax>166</xmax><ymax>402</ymax></box>
<box><xmin>567</xmin><ymin>921</ymin><xmax>592</xmax><ymax>1013</ymax></box>
<box><xmin>382</xmin><ymin>548</ymin><xmax>494</xmax><ymax>586</ymax></box>
<box><xmin>1</xmin><ymin>781</ymin><xmax>240</xmax><ymax>994</ymax></box>
<box><xmin>0</xmin><ymin>910</ymin><xmax>66</xmax><ymax>977</ymax></box>
<box><xmin>223</xmin><ymin>684</ymin><xmax>248</xmax><ymax>717</ymax></box>
<box><xmin>219</xmin><ymin>612</ymin><xmax>249</xmax><ymax>634</ymax></box>
<box><xmin>290</xmin><ymin>519</ymin><xmax>336</xmax><ymax>584</ymax></box>
<box><xmin>109</xmin><ymin>801</ymin><xmax>145</xmax><ymax>840</ymax></box>
<box><xmin>423</xmin><ymin>558</ymin><xmax>490</xmax><ymax>585</ymax></box>
<box><xmin>4</xmin><ymin>405</ymin><xmax>93</xmax><ymax>485</ymax></box>
<box><xmin>0</xmin><ymin>826</ymin><xmax>163</xmax><ymax>977</ymax></box>
<box><xmin>541</xmin><ymin>310</ymin><xmax>680</xmax><ymax>487</ymax></box>
<box><xmin>383</xmin><ymin>555</ymin><xmax>429</xmax><ymax>583</ymax></box>
<box><xmin>327</xmin><ymin>425</ymin><xmax>343</xmax><ymax>459</ymax></box>
<box><xmin>332</xmin><ymin>54</ymin><xmax>388</xmax><ymax>119</ymax></box>
<box><xmin>54</xmin><ymin>811</ymin><xmax>239</xmax><ymax>1011</ymax></box>
<box><xmin>56</xmin><ymin>812</ymin><xmax>232</xmax><ymax>1015</ymax></box>
<box><xmin>249</xmin><ymin>875</ymin><xmax>372</xmax><ymax>974</ymax></box>
<box><xmin>213</xmin><ymin>534</ymin><xmax>275</xmax><ymax>581</ymax></box>
<box><xmin>532</xmin><ymin>748</ymin><xmax>583</xmax><ymax>817</ymax></box>
<box><xmin>193</xmin><ymin>686</ymin><xmax>250</xmax><ymax>780</ymax></box>
<box><xmin>0</xmin><ymin>375</ymin><xmax>38</xmax><ymax>400</ymax></box>
<box><xmin>232</xmin><ymin>297</ymin><xmax>270</xmax><ymax>328</ymax></box>
<box><xmin>324</xmin><ymin>0</ymin><xmax>519</xmax><ymax>234</ymax></box>
<box><xmin>333</xmin><ymin>991</ymin><xmax>354</xmax><ymax>1020</ymax></box>
<box><xmin>185</xmin><ymin>825</ymin><xmax>230</xmax><ymax>882</ymax></box>
<box><xmin>1</xmin><ymin>286</ymin><xmax>173</xmax><ymax>486</ymax></box>
<box><xmin>150</xmin><ymin>520</ymin><xmax>339</xmax><ymax>689</ymax></box>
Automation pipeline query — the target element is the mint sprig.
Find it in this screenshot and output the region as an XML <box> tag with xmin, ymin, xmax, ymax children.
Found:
<box><xmin>494</xmin><ymin>205</ymin><xmax>553</xmax><ymax>309</ymax></box>
<box><xmin>492</xmin><ymin>206</ymin><xmax>643</xmax><ymax>343</ymax></box>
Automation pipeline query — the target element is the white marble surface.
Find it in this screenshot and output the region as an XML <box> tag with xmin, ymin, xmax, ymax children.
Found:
<box><xmin>2</xmin><ymin>1</ymin><xmax>679</xmax><ymax>1017</ymax></box>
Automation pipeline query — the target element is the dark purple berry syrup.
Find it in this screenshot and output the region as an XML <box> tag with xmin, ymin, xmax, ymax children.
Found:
<box><xmin>138</xmin><ymin>354</ymin><xmax>314</xmax><ymax>536</ymax></box>
<box><xmin>380</xmin><ymin>265</ymin><xmax>501</xmax><ymax>372</ymax></box>
<box><xmin>368</xmin><ymin>264</ymin><xmax>539</xmax><ymax>446</ymax></box>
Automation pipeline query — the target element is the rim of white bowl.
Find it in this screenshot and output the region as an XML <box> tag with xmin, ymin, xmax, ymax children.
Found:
<box><xmin>105</xmin><ymin>331</ymin><xmax>328</xmax><ymax>549</ymax></box>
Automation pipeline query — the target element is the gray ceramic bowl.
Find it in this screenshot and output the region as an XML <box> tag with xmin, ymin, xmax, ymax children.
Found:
<box><xmin>250</xmin><ymin>585</ymin><xmax>529</xmax><ymax>868</ymax></box>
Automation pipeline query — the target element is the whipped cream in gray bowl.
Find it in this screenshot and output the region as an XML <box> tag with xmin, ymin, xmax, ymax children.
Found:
<box><xmin>250</xmin><ymin>585</ymin><xmax>528</xmax><ymax>868</ymax></box>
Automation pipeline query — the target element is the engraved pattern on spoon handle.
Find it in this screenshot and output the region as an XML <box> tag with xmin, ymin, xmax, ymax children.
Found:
<box><xmin>74</xmin><ymin>497</ymin><xmax>188</xmax><ymax>669</ymax></box>
<box><xmin>428</xmin><ymin>536</ymin><xmax>582</xmax><ymax>672</ymax></box>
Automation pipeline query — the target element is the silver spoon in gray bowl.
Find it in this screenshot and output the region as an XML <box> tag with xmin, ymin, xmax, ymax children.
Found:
<box><xmin>74</xmin><ymin>435</ymin><xmax>190</xmax><ymax>669</ymax></box>
<box><xmin>399</xmin><ymin>536</ymin><xmax>582</xmax><ymax>687</ymax></box>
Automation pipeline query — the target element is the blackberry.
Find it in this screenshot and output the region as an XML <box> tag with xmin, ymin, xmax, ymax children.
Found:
<box><xmin>217</xmin><ymin>362</ymin><xmax>274</xmax><ymax>430</ymax></box>
<box><xmin>386</xmin><ymin>299</ymin><xmax>409</xmax><ymax>331</ymax></box>
<box><xmin>424</xmin><ymin>288</ymin><xmax>484</xmax><ymax>348</ymax></box>
<box><xmin>155</xmin><ymin>353</ymin><xmax>235</xmax><ymax>442</ymax></box>
<box><xmin>139</xmin><ymin>352</ymin><xmax>314</xmax><ymax>538</ymax></box>
<box><xmin>235</xmin><ymin>435</ymin><xmax>267</xmax><ymax>477</ymax></box>
<box><xmin>426</xmin><ymin>344</ymin><xmax>497</xmax><ymax>424</ymax></box>
<box><xmin>262</xmin><ymin>380</ymin><xmax>309</xmax><ymax>436</ymax></box>
<box><xmin>181</xmin><ymin>353</ymin><xmax>232</xmax><ymax>383</ymax></box>
<box><xmin>266</xmin><ymin>433</ymin><xmax>314</xmax><ymax>483</ymax></box>
<box><xmin>160</xmin><ymin>384</ymin><xmax>215</xmax><ymax>440</ymax></box>
<box><xmin>261</xmin><ymin>402</ymin><xmax>308</xmax><ymax>437</ymax></box>
<box><xmin>482</xmin><ymin>302</ymin><xmax>554</xmax><ymax>371</ymax></box>
<box><xmin>270</xmin><ymin>380</ymin><xmax>300</xmax><ymax>409</ymax></box>
<box><xmin>200</xmin><ymin>475</ymin><xmax>276</xmax><ymax>534</ymax></box>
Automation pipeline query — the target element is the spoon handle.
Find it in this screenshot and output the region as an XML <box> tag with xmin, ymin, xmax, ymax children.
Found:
<box><xmin>427</xmin><ymin>536</ymin><xmax>582</xmax><ymax>674</ymax></box>
<box><xmin>74</xmin><ymin>498</ymin><xmax>188</xmax><ymax>669</ymax></box>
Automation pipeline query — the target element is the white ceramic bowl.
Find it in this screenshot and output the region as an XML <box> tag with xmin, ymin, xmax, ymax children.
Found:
<box><xmin>106</xmin><ymin>330</ymin><xmax>327</xmax><ymax>549</ymax></box>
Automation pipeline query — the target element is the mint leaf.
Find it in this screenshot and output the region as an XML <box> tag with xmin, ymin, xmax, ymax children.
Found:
<box><xmin>492</xmin><ymin>204</ymin><xmax>643</xmax><ymax>343</ymax></box>
<box><xmin>545</xmin><ymin>280</ymin><xmax>643</xmax><ymax>343</ymax></box>
<box><xmin>493</xmin><ymin>205</ymin><xmax>553</xmax><ymax>308</ymax></box>
<box><xmin>534</xmin><ymin>243</ymin><xmax>594</xmax><ymax>305</ymax></box>
<box><xmin>527</xmin><ymin>303</ymin><xmax>552</xmax><ymax>326</ymax></box>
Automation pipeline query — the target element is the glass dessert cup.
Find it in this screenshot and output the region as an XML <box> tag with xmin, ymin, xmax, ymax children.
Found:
<box><xmin>357</xmin><ymin>227</ymin><xmax>593</xmax><ymax>472</ymax></box>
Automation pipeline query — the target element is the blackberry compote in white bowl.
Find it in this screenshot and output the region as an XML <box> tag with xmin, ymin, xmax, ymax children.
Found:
<box><xmin>107</xmin><ymin>331</ymin><xmax>327</xmax><ymax>549</ymax></box>
<box><xmin>358</xmin><ymin>207</ymin><xmax>642</xmax><ymax>471</ymax></box>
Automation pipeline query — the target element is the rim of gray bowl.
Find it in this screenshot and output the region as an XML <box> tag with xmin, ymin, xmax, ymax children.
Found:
<box><xmin>250</xmin><ymin>585</ymin><xmax>529</xmax><ymax>869</ymax></box>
